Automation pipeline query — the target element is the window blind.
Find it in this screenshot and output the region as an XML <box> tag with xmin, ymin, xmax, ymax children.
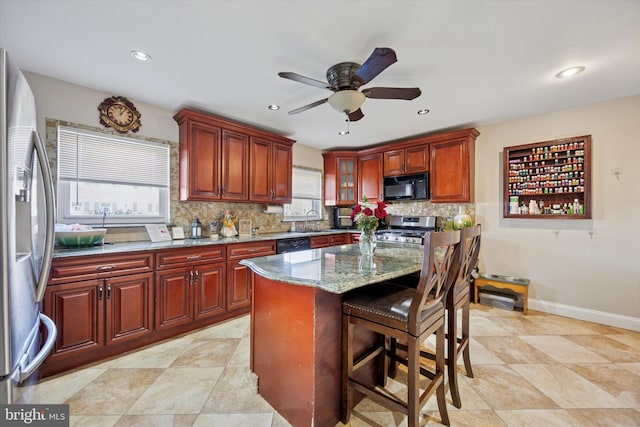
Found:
<box><xmin>58</xmin><ymin>127</ymin><xmax>169</xmax><ymax>188</ymax></box>
<box><xmin>292</xmin><ymin>167</ymin><xmax>322</xmax><ymax>200</ymax></box>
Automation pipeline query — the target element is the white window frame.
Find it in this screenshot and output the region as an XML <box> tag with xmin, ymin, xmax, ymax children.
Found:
<box><xmin>56</xmin><ymin>125</ymin><xmax>170</xmax><ymax>226</ymax></box>
<box><xmin>283</xmin><ymin>167</ymin><xmax>323</xmax><ymax>222</ymax></box>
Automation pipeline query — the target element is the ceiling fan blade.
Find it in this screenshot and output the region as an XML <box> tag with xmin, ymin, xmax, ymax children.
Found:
<box><xmin>288</xmin><ymin>98</ymin><xmax>329</xmax><ymax>115</ymax></box>
<box><xmin>348</xmin><ymin>109</ymin><xmax>364</xmax><ymax>122</ymax></box>
<box><xmin>278</xmin><ymin>72</ymin><xmax>333</xmax><ymax>90</ymax></box>
<box><xmin>352</xmin><ymin>47</ymin><xmax>397</xmax><ymax>86</ymax></box>
<box><xmin>362</xmin><ymin>87</ymin><xmax>422</xmax><ymax>100</ymax></box>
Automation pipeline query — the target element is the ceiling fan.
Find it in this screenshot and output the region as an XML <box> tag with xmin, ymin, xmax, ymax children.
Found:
<box><xmin>278</xmin><ymin>47</ymin><xmax>421</xmax><ymax>122</ymax></box>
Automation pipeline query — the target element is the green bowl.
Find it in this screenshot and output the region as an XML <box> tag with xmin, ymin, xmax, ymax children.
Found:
<box><xmin>55</xmin><ymin>229</ymin><xmax>107</xmax><ymax>247</ymax></box>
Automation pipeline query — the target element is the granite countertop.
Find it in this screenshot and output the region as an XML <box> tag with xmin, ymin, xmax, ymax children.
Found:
<box><xmin>52</xmin><ymin>229</ymin><xmax>356</xmax><ymax>259</ymax></box>
<box><xmin>240</xmin><ymin>242</ymin><xmax>425</xmax><ymax>294</ymax></box>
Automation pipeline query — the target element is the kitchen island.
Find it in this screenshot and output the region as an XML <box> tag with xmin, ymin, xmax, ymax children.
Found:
<box><xmin>240</xmin><ymin>243</ymin><xmax>424</xmax><ymax>427</ymax></box>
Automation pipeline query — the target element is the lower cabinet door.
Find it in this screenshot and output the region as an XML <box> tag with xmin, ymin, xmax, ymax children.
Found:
<box><xmin>106</xmin><ymin>272</ymin><xmax>154</xmax><ymax>345</ymax></box>
<box><xmin>43</xmin><ymin>279</ymin><xmax>105</xmax><ymax>358</ymax></box>
<box><xmin>227</xmin><ymin>261</ymin><xmax>251</xmax><ymax>312</ymax></box>
<box><xmin>194</xmin><ymin>263</ymin><xmax>226</xmax><ymax>320</ymax></box>
<box><xmin>155</xmin><ymin>267</ymin><xmax>193</xmax><ymax>330</ymax></box>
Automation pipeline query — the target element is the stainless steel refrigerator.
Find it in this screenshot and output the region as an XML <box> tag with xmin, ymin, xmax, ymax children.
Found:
<box><xmin>0</xmin><ymin>48</ymin><xmax>57</xmax><ymax>403</ymax></box>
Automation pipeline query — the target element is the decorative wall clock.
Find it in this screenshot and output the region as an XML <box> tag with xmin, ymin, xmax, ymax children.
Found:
<box><xmin>98</xmin><ymin>96</ymin><xmax>142</xmax><ymax>133</ymax></box>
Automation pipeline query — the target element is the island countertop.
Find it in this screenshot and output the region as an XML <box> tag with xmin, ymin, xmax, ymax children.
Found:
<box><xmin>240</xmin><ymin>242</ymin><xmax>424</xmax><ymax>294</ymax></box>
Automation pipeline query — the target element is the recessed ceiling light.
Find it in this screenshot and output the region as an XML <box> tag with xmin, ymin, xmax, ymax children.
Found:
<box><xmin>268</xmin><ymin>104</ymin><xmax>280</xmax><ymax>111</ymax></box>
<box><xmin>417</xmin><ymin>109</ymin><xmax>430</xmax><ymax>115</ymax></box>
<box><xmin>130</xmin><ymin>50</ymin><xmax>151</xmax><ymax>61</ymax></box>
<box><xmin>555</xmin><ymin>66</ymin><xmax>585</xmax><ymax>79</ymax></box>
<box><xmin>338</xmin><ymin>130</ymin><xmax>349</xmax><ymax>136</ymax></box>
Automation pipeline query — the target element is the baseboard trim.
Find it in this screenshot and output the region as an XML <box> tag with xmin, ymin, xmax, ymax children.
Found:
<box><xmin>529</xmin><ymin>298</ymin><xmax>640</xmax><ymax>332</ymax></box>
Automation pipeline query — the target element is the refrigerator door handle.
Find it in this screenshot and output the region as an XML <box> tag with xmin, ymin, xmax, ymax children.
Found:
<box><xmin>17</xmin><ymin>313</ymin><xmax>57</xmax><ymax>383</ymax></box>
<box><xmin>33</xmin><ymin>130</ymin><xmax>56</xmax><ymax>302</ymax></box>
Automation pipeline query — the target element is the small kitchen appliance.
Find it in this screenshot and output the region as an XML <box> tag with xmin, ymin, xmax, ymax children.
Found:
<box><xmin>333</xmin><ymin>207</ymin><xmax>355</xmax><ymax>229</ymax></box>
<box><xmin>383</xmin><ymin>172</ymin><xmax>429</xmax><ymax>201</ymax></box>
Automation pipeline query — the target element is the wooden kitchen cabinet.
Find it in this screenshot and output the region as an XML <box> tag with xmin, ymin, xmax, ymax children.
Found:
<box><xmin>429</xmin><ymin>129</ymin><xmax>479</xmax><ymax>203</ymax></box>
<box><xmin>358</xmin><ymin>152</ymin><xmax>383</xmax><ymax>203</ymax></box>
<box><xmin>383</xmin><ymin>144</ymin><xmax>429</xmax><ymax>176</ymax></box>
<box><xmin>310</xmin><ymin>233</ymin><xmax>349</xmax><ymax>248</ymax></box>
<box><xmin>226</xmin><ymin>240</ymin><xmax>276</xmax><ymax>312</ymax></box>
<box><xmin>174</xmin><ymin>108</ymin><xmax>294</xmax><ymax>203</ymax></box>
<box><xmin>323</xmin><ymin>152</ymin><xmax>358</xmax><ymax>206</ymax></box>
<box><xmin>42</xmin><ymin>252</ymin><xmax>154</xmax><ymax>376</ymax></box>
<box><xmin>155</xmin><ymin>245</ymin><xmax>227</xmax><ymax>331</ymax></box>
<box><xmin>249</xmin><ymin>137</ymin><xmax>293</xmax><ymax>203</ymax></box>
<box><xmin>174</xmin><ymin>109</ymin><xmax>249</xmax><ymax>201</ymax></box>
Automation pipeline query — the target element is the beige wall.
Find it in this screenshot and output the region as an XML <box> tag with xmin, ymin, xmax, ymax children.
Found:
<box><xmin>475</xmin><ymin>95</ymin><xmax>640</xmax><ymax>330</ymax></box>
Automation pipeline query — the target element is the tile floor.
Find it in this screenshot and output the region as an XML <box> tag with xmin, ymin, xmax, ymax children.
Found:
<box><xmin>16</xmin><ymin>304</ymin><xmax>640</xmax><ymax>427</ymax></box>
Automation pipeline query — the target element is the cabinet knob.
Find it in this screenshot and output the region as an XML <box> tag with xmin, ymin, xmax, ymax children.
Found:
<box><xmin>98</xmin><ymin>285</ymin><xmax>104</xmax><ymax>301</ymax></box>
<box><xmin>96</xmin><ymin>265</ymin><xmax>115</xmax><ymax>271</ymax></box>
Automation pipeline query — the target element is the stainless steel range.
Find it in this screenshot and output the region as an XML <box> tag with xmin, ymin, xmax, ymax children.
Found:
<box><xmin>376</xmin><ymin>215</ymin><xmax>438</xmax><ymax>245</ymax></box>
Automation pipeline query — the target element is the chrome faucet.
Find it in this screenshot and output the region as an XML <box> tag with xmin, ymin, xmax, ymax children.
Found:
<box><xmin>305</xmin><ymin>210</ymin><xmax>320</xmax><ymax>231</ymax></box>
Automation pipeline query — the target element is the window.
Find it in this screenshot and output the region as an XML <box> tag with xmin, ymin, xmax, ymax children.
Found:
<box><xmin>57</xmin><ymin>126</ymin><xmax>170</xmax><ymax>225</ymax></box>
<box><xmin>283</xmin><ymin>167</ymin><xmax>323</xmax><ymax>222</ymax></box>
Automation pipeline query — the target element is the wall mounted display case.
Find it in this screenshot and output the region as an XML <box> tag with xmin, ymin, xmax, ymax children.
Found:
<box><xmin>503</xmin><ymin>135</ymin><xmax>591</xmax><ymax>219</ymax></box>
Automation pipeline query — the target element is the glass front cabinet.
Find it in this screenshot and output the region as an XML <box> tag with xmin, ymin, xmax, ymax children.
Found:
<box><xmin>503</xmin><ymin>135</ymin><xmax>592</xmax><ymax>219</ymax></box>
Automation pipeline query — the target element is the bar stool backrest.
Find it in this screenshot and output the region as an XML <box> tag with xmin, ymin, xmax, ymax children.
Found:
<box><xmin>409</xmin><ymin>230</ymin><xmax>461</xmax><ymax>334</ymax></box>
<box><xmin>453</xmin><ymin>225</ymin><xmax>482</xmax><ymax>291</ymax></box>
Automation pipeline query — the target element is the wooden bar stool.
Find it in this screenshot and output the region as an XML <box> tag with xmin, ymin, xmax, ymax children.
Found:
<box><xmin>341</xmin><ymin>230</ymin><xmax>461</xmax><ymax>427</ymax></box>
<box><xmin>387</xmin><ymin>225</ymin><xmax>481</xmax><ymax>409</ymax></box>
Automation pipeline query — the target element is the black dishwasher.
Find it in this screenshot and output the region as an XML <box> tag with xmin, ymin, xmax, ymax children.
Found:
<box><xmin>276</xmin><ymin>236</ymin><xmax>311</xmax><ymax>254</ymax></box>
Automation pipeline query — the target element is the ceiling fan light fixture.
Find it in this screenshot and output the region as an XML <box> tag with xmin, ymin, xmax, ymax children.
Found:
<box><xmin>327</xmin><ymin>90</ymin><xmax>365</xmax><ymax>114</ymax></box>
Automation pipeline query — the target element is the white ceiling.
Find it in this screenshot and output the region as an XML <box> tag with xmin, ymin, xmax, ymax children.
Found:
<box><xmin>1</xmin><ymin>0</ymin><xmax>639</xmax><ymax>150</ymax></box>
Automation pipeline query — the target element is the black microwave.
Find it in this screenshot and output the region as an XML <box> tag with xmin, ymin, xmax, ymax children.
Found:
<box><xmin>383</xmin><ymin>172</ymin><xmax>429</xmax><ymax>201</ymax></box>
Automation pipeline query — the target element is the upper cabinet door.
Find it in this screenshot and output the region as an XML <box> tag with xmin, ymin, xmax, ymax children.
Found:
<box><xmin>271</xmin><ymin>142</ymin><xmax>292</xmax><ymax>203</ymax></box>
<box><xmin>220</xmin><ymin>129</ymin><xmax>249</xmax><ymax>201</ymax></box>
<box><xmin>249</xmin><ymin>138</ymin><xmax>292</xmax><ymax>204</ymax></box>
<box><xmin>383</xmin><ymin>149</ymin><xmax>405</xmax><ymax>176</ymax></box>
<box><xmin>430</xmin><ymin>137</ymin><xmax>474</xmax><ymax>203</ymax></box>
<box><xmin>249</xmin><ymin>138</ymin><xmax>271</xmax><ymax>202</ymax></box>
<box><xmin>337</xmin><ymin>156</ymin><xmax>358</xmax><ymax>205</ymax></box>
<box><xmin>182</xmin><ymin>122</ymin><xmax>221</xmax><ymax>201</ymax></box>
<box><xmin>358</xmin><ymin>153</ymin><xmax>383</xmax><ymax>203</ymax></box>
<box><xmin>404</xmin><ymin>145</ymin><xmax>429</xmax><ymax>174</ymax></box>
<box><xmin>383</xmin><ymin>144</ymin><xmax>428</xmax><ymax>176</ymax></box>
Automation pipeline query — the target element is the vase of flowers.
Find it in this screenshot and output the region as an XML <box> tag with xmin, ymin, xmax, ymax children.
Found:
<box><xmin>351</xmin><ymin>196</ymin><xmax>388</xmax><ymax>256</ymax></box>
